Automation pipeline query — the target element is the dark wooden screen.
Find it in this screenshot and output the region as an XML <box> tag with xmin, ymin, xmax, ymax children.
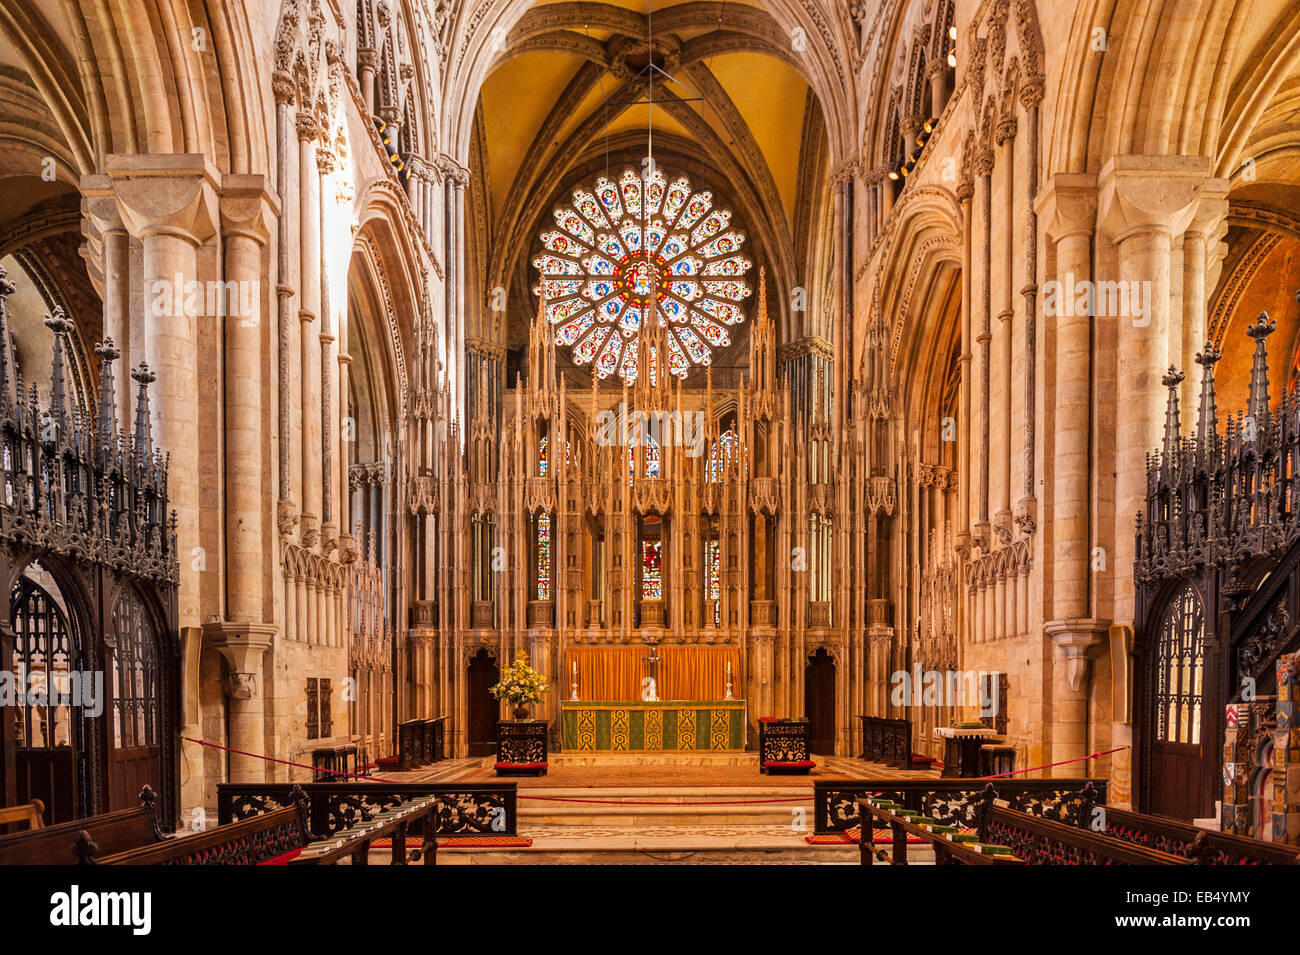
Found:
<box><xmin>9</xmin><ymin>576</ymin><xmax>78</xmax><ymax>823</ymax></box>
<box><xmin>105</xmin><ymin>587</ymin><xmax>162</xmax><ymax>812</ymax></box>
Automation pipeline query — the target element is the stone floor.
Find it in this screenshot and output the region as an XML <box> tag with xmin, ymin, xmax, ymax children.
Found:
<box><xmin>364</xmin><ymin>755</ymin><xmax>937</xmax><ymax>864</ymax></box>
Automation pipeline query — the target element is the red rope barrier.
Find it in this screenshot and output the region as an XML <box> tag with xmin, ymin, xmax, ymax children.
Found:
<box><xmin>182</xmin><ymin>736</ymin><xmax>1129</xmax><ymax>807</ymax></box>
<box><xmin>183</xmin><ymin>737</ymin><xmax>399</xmax><ymax>783</ymax></box>
<box><xmin>975</xmin><ymin>745</ymin><xmax>1129</xmax><ymax>779</ymax></box>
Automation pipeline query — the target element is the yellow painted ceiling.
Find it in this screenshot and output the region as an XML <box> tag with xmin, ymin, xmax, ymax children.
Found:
<box><xmin>479</xmin><ymin>1</ymin><xmax>811</xmax><ymax>228</ymax></box>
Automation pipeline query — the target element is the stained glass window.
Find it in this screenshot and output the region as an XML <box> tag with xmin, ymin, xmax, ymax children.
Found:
<box><xmin>536</xmin><ymin>514</ymin><xmax>552</xmax><ymax>601</ymax></box>
<box><xmin>642</xmin><ymin>540</ymin><xmax>662</xmax><ymax>600</ymax></box>
<box><xmin>538</xmin><ymin>436</ymin><xmax>572</xmax><ymax>477</ymax></box>
<box><xmin>710</xmin><ymin>428</ymin><xmax>738</xmax><ymax>480</ymax></box>
<box><xmin>626</xmin><ymin>434</ymin><xmax>662</xmax><ymax>479</ymax></box>
<box><xmin>533</xmin><ymin>166</ymin><xmax>753</xmax><ymax>383</ymax></box>
<box><xmin>1155</xmin><ymin>584</ymin><xmax>1203</xmax><ymax>745</ymax></box>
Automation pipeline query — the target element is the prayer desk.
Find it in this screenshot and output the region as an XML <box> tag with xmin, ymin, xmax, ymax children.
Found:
<box><xmin>935</xmin><ymin>726</ymin><xmax>1001</xmax><ymax>778</ymax></box>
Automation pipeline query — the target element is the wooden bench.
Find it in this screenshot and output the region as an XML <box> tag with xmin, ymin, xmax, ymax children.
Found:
<box><xmin>979</xmin><ymin>796</ymin><xmax>1189</xmax><ymax>865</ymax></box>
<box><xmin>0</xmin><ymin>799</ymin><xmax>45</xmax><ymax>833</ymax></box>
<box><xmin>815</xmin><ymin>777</ymin><xmax>1107</xmax><ymax>835</ymax></box>
<box><xmin>98</xmin><ymin>787</ymin><xmax>312</xmax><ymax>865</ymax></box>
<box><xmin>857</xmin><ymin>797</ymin><xmax>1025</xmax><ymax>865</ymax></box>
<box><xmin>0</xmin><ymin>787</ymin><xmax>163</xmax><ymax>865</ymax></box>
<box><xmin>1100</xmin><ymin>804</ymin><xmax>1300</xmax><ymax>864</ymax></box>
<box><xmin>377</xmin><ymin>717</ymin><xmax>446</xmax><ymax>773</ymax></box>
<box><xmin>857</xmin><ymin>715</ymin><xmax>915</xmax><ymax>768</ymax></box>
<box><xmin>290</xmin><ymin>795</ymin><xmax>439</xmax><ymax>865</ymax></box>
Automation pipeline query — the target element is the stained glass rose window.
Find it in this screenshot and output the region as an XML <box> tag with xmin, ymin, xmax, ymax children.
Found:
<box><xmin>533</xmin><ymin>166</ymin><xmax>753</xmax><ymax>384</ymax></box>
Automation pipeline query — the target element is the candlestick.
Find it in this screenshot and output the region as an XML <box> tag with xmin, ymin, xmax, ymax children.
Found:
<box><xmin>570</xmin><ymin>660</ymin><xmax>579</xmax><ymax>701</ymax></box>
<box><xmin>725</xmin><ymin>660</ymin><xmax>734</xmax><ymax>701</ymax></box>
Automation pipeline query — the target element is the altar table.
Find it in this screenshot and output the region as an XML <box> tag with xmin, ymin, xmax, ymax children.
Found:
<box><xmin>560</xmin><ymin>701</ymin><xmax>746</xmax><ymax>751</ymax></box>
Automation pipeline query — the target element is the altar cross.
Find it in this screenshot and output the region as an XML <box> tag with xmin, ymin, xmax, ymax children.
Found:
<box><xmin>642</xmin><ymin>645</ymin><xmax>663</xmax><ymax>702</ymax></box>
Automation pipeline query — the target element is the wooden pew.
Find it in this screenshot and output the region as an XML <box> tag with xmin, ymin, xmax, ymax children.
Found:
<box><xmin>815</xmin><ymin>777</ymin><xmax>1106</xmax><ymax>835</ymax></box>
<box><xmin>0</xmin><ymin>799</ymin><xmax>44</xmax><ymax>833</ymax></box>
<box><xmin>377</xmin><ymin>718</ymin><xmax>443</xmax><ymax>773</ymax></box>
<box><xmin>291</xmin><ymin>795</ymin><xmax>439</xmax><ymax>865</ymax></box>
<box><xmin>0</xmin><ymin>787</ymin><xmax>163</xmax><ymax>865</ymax></box>
<box><xmin>1100</xmin><ymin>804</ymin><xmax>1300</xmax><ymax>864</ymax></box>
<box><xmin>857</xmin><ymin>797</ymin><xmax>1025</xmax><ymax>865</ymax></box>
<box><xmin>978</xmin><ymin>794</ymin><xmax>1189</xmax><ymax>864</ymax></box>
<box><xmin>98</xmin><ymin>787</ymin><xmax>312</xmax><ymax>865</ymax></box>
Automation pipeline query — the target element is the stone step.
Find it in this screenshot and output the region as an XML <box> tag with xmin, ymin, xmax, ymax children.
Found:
<box><xmin>517</xmin><ymin>786</ymin><xmax>813</xmax><ymax>826</ymax></box>
<box><xmin>432</xmin><ymin>824</ymin><xmax>895</xmax><ymax>865</ymax></box>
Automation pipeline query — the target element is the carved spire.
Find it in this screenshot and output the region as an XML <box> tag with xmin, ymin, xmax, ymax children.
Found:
<box><xmin>0</xmin><ymin>266</ymin><xmax>16</xmax><ymax>413</ymax></box>
<box><xmin>94</xmin><ymin>338</ymin><xmax>121</xmax><ymax>443</ymax></box>
<box><xmin>131</xmin><ymin>362</ymin><xmax>156</xmax><ymax>461</ymax></box>
<box><xmin>45</xmin><ymin>307</ymin><xmax>71</xmax><ymax>438</ymax></box>
<box><xmin>1194</xmin><ymin>341</ymin><xmax>1222</xmax><ymax>466</ymax></box>
<box><xmin>1246</xmin><ymin>311</ymin><xmax>1276</xmax><ymax>439</ymax></box>
<box><xmin>1161</xmin><ymin>365</ymin><xmax>1185</xmax><ymax>463</ymax></box>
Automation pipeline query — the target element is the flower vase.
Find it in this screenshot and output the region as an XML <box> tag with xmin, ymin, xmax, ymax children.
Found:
<box><xmin>513</xmin><ymin>704</ymin><xmax>530</xmax><ymax>721</ymax></box>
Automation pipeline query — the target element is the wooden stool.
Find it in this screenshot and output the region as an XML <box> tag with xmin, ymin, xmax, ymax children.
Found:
<box><xmin>979</xmin><ymin>744</ymin><xmax>1015</xmax><ymax>778</ymax></box>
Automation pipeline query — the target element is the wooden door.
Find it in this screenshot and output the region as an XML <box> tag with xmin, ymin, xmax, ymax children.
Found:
<box><xmin>804</xmin><ymin>648</ymin><xmax>836</xmax><ymax>754</ymax></box>
<box><xmin>10</xmin><ymin>576</ymin><xmax>80</xmax><ymax>824</ymax></box>
<box><xmin>104</xmin><ymin>588</ymin><xmax>162</xmax><ymax>813</ymax></box>
<box><xmin>1148</xmin><ymin>584</ymin><xmax>1211</xmax><ymax>820</ymax></box>
<box><xmin>467</xmin><ymin>649</ymin><xmax>500</xmax><ymax>756</ymax></box>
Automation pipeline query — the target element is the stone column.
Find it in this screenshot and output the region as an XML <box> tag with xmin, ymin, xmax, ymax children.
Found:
<box><xmin>1098</xmin><ymin>156</ymin><xmax>1211</xmax><ymax>624</ymax></box>
<box><xmin>974</xmin><ymin>146</ymin><xmax>995</xmax><ymax>546</ymax></box>
<box><xmin>84</xmin><ymin>190</ymin><xmax>133</xmax><ymax>435</ymax></box>
<box><xmin>109</xmin><ymin>155</ymin><xmax>218</xmax><ymax>627</ymax></box>
<box><xmin>1039</xmin><ymin>174</ymin><xmax>1097</xmax><ymax>625</ymax></box>
<box><xmin>219</xmin><ymin>178</ymin><xmax>272</xmax><ymax>622</ymax></box>
<box><xmin>1181</xmin><ymin>185</ymin><xmax>1229</xmax><ymax>407</ymax></box>
<box><xmin>298</xmin><ymin>115</ymin><xmax>322</xmax><ymax>548</ymax></box>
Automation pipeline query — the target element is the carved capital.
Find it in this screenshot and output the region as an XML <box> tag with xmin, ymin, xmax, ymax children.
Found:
<box><xmin>105</xmin><ymin>154</ymin><xmax>219</xmax><ymax>246</ymax></box>
<box><xmin>1097</xmin><ymin>155</ymin><xmax>1218</xmax><ymax>244</ymax></box>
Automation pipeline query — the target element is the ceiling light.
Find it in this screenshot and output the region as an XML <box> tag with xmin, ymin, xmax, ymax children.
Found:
<box><xmin>949</xmin><ymin>26</ymin><xmax>958</xmax><ymax>40</ymax></box>
<box><xmin>947</xmin><ymin>51</ymin><xmax>957</xmax><ymax>67</ymax></box>
<box><xmin>888</xmin><ymin>170</ymin><xmax>899</xmax><ymax>181</ymax></box>
<box><xmin>900</xmin><ymin>165</ymin><xmax>910</xmax><ymax>177</ymax></box>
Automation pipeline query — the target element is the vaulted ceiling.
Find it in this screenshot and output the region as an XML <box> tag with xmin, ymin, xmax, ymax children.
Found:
<box><xmin>470</xmin><ymin>0</ymin><xmax>832</xmax><ymax>381</ymax></box>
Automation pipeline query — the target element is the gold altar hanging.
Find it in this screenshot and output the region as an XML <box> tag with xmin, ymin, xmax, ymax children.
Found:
<box><xmin>564</xmin><ymin>646</ymin><xmax>741</xmax><ymax>701</ymax></box>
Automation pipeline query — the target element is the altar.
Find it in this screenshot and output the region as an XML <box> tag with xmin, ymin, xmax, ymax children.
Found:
<box><xmin>560</xmin><ymin>701</ymin><xmax>747</xmax><ymax>752</ymax></box>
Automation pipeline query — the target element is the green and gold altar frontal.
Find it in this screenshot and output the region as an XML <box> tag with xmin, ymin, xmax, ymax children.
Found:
<box><xmin>560</xmin><ymin>701</ymin><xmax>746</xmax><ymax>752</ymax></box>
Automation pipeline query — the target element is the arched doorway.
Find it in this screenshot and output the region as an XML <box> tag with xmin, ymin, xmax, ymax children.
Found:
<box><xmin>466</xmin><ymin>648</ymin><xmax>500</xmax><ymax>756</ymax></box>
<box><xmin>804</xmin><ymin>648</ymin><xmax>836</xmax><ymax>755</ymax></box>
<box><xmin>1147</xmin><ymin>583</ymin><xmax>1209</xmax><ymax>820</ymax></box>
<box><xmin>9</xmin><ymin>564</ymin><xmax>84</xmax><ymax>824</ymax></box>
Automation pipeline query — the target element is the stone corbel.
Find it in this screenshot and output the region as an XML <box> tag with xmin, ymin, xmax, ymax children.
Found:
<box><xmin>205</xmin><ymin>621</ymin><xmax>277</xmax><ymax>701</ymax></box>
<box><xmin>1045</xmin><ymin>621</ymin><xmax>1108</xmax><ymax>694</ymax></box>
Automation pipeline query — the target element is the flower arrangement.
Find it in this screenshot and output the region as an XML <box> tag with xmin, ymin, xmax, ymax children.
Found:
<box><xmin>490</xmin><ymin>653</ymin><xmax>550</xmax><ymax>719</ymax></box>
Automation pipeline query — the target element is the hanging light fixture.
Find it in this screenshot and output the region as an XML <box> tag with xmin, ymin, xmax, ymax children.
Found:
<box><xmin>947</xmin><ymin>26</ymin><xmax>958</xmax><ymax>67</ymax></box>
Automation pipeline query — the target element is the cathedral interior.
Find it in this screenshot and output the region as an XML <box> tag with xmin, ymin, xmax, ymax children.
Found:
<box><xmin>1</xmin><ymin>0</ymin><xmax>1300</xmax><ymax>880</ymax></box>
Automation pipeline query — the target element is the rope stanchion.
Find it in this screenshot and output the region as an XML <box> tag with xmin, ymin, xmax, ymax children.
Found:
<box><xmin>975</xmin><ymin>745</ymin><xmax>1129</xmax><ymax>780</ymax></box>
